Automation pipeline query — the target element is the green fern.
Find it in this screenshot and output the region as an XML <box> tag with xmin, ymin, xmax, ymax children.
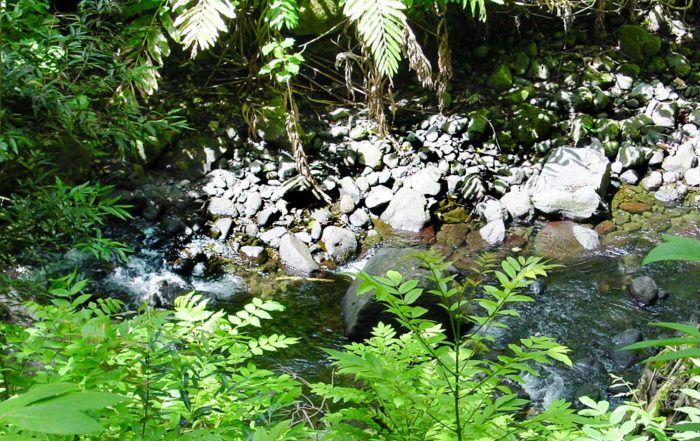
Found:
<box><xmin>344</xmin><ymin>0</ymin><xmax>407</xmax><ymax>77</ymax></box>
<box><xmin>172</xmin><ymin>0</ymin><xmax>237</xmax><ymax>57</ymax></box>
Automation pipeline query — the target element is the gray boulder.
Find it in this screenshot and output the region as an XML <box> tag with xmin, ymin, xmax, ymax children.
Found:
<box><xmin>321</xmin><ymin>226</ymin><xmax>357</xmax><ymax>262</ymax></box>
<box><xmin>627</xmin><ymin>276</ymin><xmax>659</xmax><ymax>306</ymax></box>
<box><xmin>342</xmin><ymin>248</ymin><xmax>451</xmax><ymax>340</ymax></box>
<box><xmin>530</xmin><ymin>147</ymin><xmax>610</xmax><ymax>220</ymax></box>
<box><xmin>380</xmin><ymin>188</ymin><xmax>430</xmax><ymax>232</ymax></box>
<box><xmin>279</xmin><ymin>234</ymin><xmax>319</xmax><ymax>274</ymax></box>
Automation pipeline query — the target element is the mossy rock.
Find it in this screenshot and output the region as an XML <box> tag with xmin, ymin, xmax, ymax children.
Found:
<box><xmin>618</xmin><ymin>25</ymin><xmax>661</xmax><ymax>63</ymax></box>
<box><xmin>487</xmin><ymin>64</ymin><xmax>513</xmax><ymax>93</ymax></box>
<box><xmin>512</xmin><ymin>51</ymin><xmax>531</xmax><ymax>76</ymax></box>
<box><xmin>508</xmin><ymin>104</ymin><xmax>556</xmax><ymax>147</ymax></box>
<box><xmin>295</xmin><ymin>0</ymin><xmax>343</xmax><ymax>36</ymax></box>
<box><xmin>505</xmin><ymin>85</ymin><xmax>532</xmax><ymax>104</ymax></box>
<box><xmin>666</xmin><ymin>53</ymin><xmax>691</xmax><ymax>77</ymax></box>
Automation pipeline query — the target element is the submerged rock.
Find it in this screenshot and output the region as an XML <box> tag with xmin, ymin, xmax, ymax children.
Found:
<box><xmin>627</xmin><ymin>276</ymin><xmax>659</xmax><ymax>306</ymax></box>
<box><xmin>530</xmin><ymin>147</ymin><xmax>610</xmax><ymax>220</ymax></box>
<box><xmin>534</xmin><ymin>221</ymin><xmax>599</xmax><ymax>260</ymax></box>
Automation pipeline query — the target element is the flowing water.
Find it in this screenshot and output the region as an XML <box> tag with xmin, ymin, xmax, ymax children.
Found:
<box><xmin>95</xmin><ymin>225</ymin><xmax>700</xmax><ymax>405</ymax></box>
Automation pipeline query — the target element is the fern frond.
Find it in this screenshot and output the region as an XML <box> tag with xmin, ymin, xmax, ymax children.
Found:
<box><xmin>172</xmin><ymin>0</ymin><xmax>236</xmax><ymax>57</ymax></box>
<box><xmin>344</xmin><ymin>0</ymin><xmax>407</xmax><ymax>77</ymax></box>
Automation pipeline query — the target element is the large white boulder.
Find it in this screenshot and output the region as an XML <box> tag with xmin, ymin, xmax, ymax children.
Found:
<box><xmin>530</xmin><ymin>147</ymin><xmax>610</xmax><ymax>220</ymax></box>
<box><xmin>380</xmin><ymin>187</ymin><xmax>430</xmax><ymax>232</ymax></box>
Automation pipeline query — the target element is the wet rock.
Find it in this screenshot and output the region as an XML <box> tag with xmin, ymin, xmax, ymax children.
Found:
<box><xmin>479</xmin><ymin>219</ymin><xmax>506</xmax><ymax>246</ymax></box>
<box><xmin>321</xmin><ymin>226</ymin><xmax>357</xmax><ymax>262</ymax></box>
<box><xmin>572</xmin><ymin>225</ymin><xmax>600</xmax><ymax>250</ymax></box>
<box><xmin>436</xmin><ymin>223</ymin><xmax>470</xmax><ymax>248</ymax></box>
<box><xmin>594</xmin><ymin>220</ymin><xmax>616</xmax><ymax>235</ymax></box>
<box><xmin>380</xmin><ymin>188</ymin><xmax>430</xmax><ymax>232</ymax></box>
<box><xmin>620</xmin><ymin>202</ymin><xmax>652</xmax><ymax>214</ymax></box>
<box><xmin>534</xmin><ymin>221</ymin><xmax>597</xmax><ymax>259</ymax></box>
<box><xmin>611</xmin><ymin>328</ymin><xmax>643</xmax><ymax>368</ymax></box>
<box><xmin>530</xmin><ymin>147</ymin><xmax>611</xmax><ymax>220</ymax></box>
<box><xmin>143</xmin><ymin>199</ymin><xmax>163</xmax><ymax>220</ymax></box>
<box><xmin>279</xmin><ymin>234</ymin><xmax>319</xmax><ymax>274</ymax></box>
<box><xmin>627</xmin><ymin>276</ymin><xmax>659</xmax><ymax>306</ymax></box>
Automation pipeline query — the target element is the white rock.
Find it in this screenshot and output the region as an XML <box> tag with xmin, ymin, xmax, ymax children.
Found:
<box><xmin>339</xmin><ymin>194</ymin><xmax>356</xmax><ymax>214</ymax></box>
<box><xmin>321</xmin><ymin>226</ymin><xmax>357</xmax><ymax>262</ymax></box>
<box><xmin>244</xmin><ymin>192</ymin><xmax>262</xmax><ymax>216</ymax></box>
<box><xmin>349</xmin><ymin>209</ymin><xmax>370</xmax><ymax>227</ymax></box>
<box><xmin>208</xmin><ymin>197</ymin><xmax>238</xmax><ymax>217</ymax></box>
<box><xmin>279</xmin><ymin>234</ymin><xmax>319</xmax><ymax>274</ymax></box>
<box><xmin>641</xmin><ymin>171</ymin><xmax>663</xmax><ymax>191</ymax></box>
<box><xmin>662</xmin><ymin>142</ymin><xmax>697</xmax><ymax>174</ymax></box>
<box><xmin>619</xmin><ymin>170</ymin><xmax>640</xmax><ymax>184</ymax></box>
<box><xmin>500</xmin><ymin>190</ymin><xmax>534</xmax><ymax>220</ymax></box>
<box><xmin>572</xmin><ymin>225</ymin><xmax>600</xmax><ymax>250</ymax></box>
<box><xmin>479</xmin><ymin>220</ymin><xmax>506</xmax><ymax>246</ymax></box>
<box><xmin>685</xmin><ymin>168</ymin><xmax>700</xmax><ymax>187</ymax></box>
<box><xmin>380</xmin><ymin>188</ymin><xmax>430</xmax><ymax>232</ymax></box>
<box><xmin>350</xmin><ymin>141</ymin><xmax>383</xmax><ymax>170</ymax></box>
<box><xmin>477</xmin><ymin>199</ymin><xmax>507</xmax><ymax>223</ymax></box>
<box><xmin>365</xmin><ymin>185</ymin><xmax>394</xmax><ymax>210</ymax></box>
<box><xmin>407</xmin><ymin>165</ymin><xmax>442</xmax><ymax>196</ymax></box>
<box><xmin>214</xmin><ymin>217</ymin><xmax>233</xmax><ymax>240</ymax></box>
<box><xmin>530</xmin><ymin>147</ymin><xmax>610</xmax><ymax>220</ymax></box>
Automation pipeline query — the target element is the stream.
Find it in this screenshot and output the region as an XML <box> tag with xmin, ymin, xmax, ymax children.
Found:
<box><xmin>95</xmin><ymin>224</ymin><xmax>700</xmax><ymax>407</ymax></box>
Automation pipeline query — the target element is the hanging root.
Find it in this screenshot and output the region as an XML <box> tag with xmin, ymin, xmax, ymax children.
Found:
<box><xmin>405</xmin><ymin>25</ymin><xmax>433</xmax><ymax>89</ymax></box>
<box><xmin>436</xmin><ymin>7</ymin><xmax>453</xmax><ymax>114</ymax></box>
<box><xmin>365</xmin><ymin>65</ymin><xmax>389</xmax><ymax>137</ymax></box>
<box><xmin>285</xmin><ymin>85</ymin><xmax>333</xmax><ymax>205</ymax></box>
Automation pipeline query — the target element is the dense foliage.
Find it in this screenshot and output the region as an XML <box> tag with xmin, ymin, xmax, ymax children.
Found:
<box><xmin>1</xmin><ymin>250</ymin><xmax>700</xmax><ymax>440</ymax></box>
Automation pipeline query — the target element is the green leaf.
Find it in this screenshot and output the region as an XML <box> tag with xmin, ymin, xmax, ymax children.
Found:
<box><xmin>642</xmin><ymin>235</ymin><xmax>700</xmax><ymax>265</ymax></box>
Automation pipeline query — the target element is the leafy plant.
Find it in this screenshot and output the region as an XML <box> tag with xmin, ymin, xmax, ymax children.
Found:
<box><xmin>642</xmin><ymin>235</ymin><xmax>700</xmax><ymax>265</ymax></box>
<box><xmin>0</xmin><ymin>178</ymin><xmax>132</xmax><ymax>264</ymax></box>
<box><xmin>0</xmin><ymin>382</ymin><xmax>127</xmax><ymax>436</ymax></box>
<box><xmin>313</xmin><ymin>252</ymin><xmax>582</xmax><ymax>440</ymax></box>
<box><xmin>0</xmin><ymin>275</ymin><xmax>305</xmax><ymax>439</ymax></box>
